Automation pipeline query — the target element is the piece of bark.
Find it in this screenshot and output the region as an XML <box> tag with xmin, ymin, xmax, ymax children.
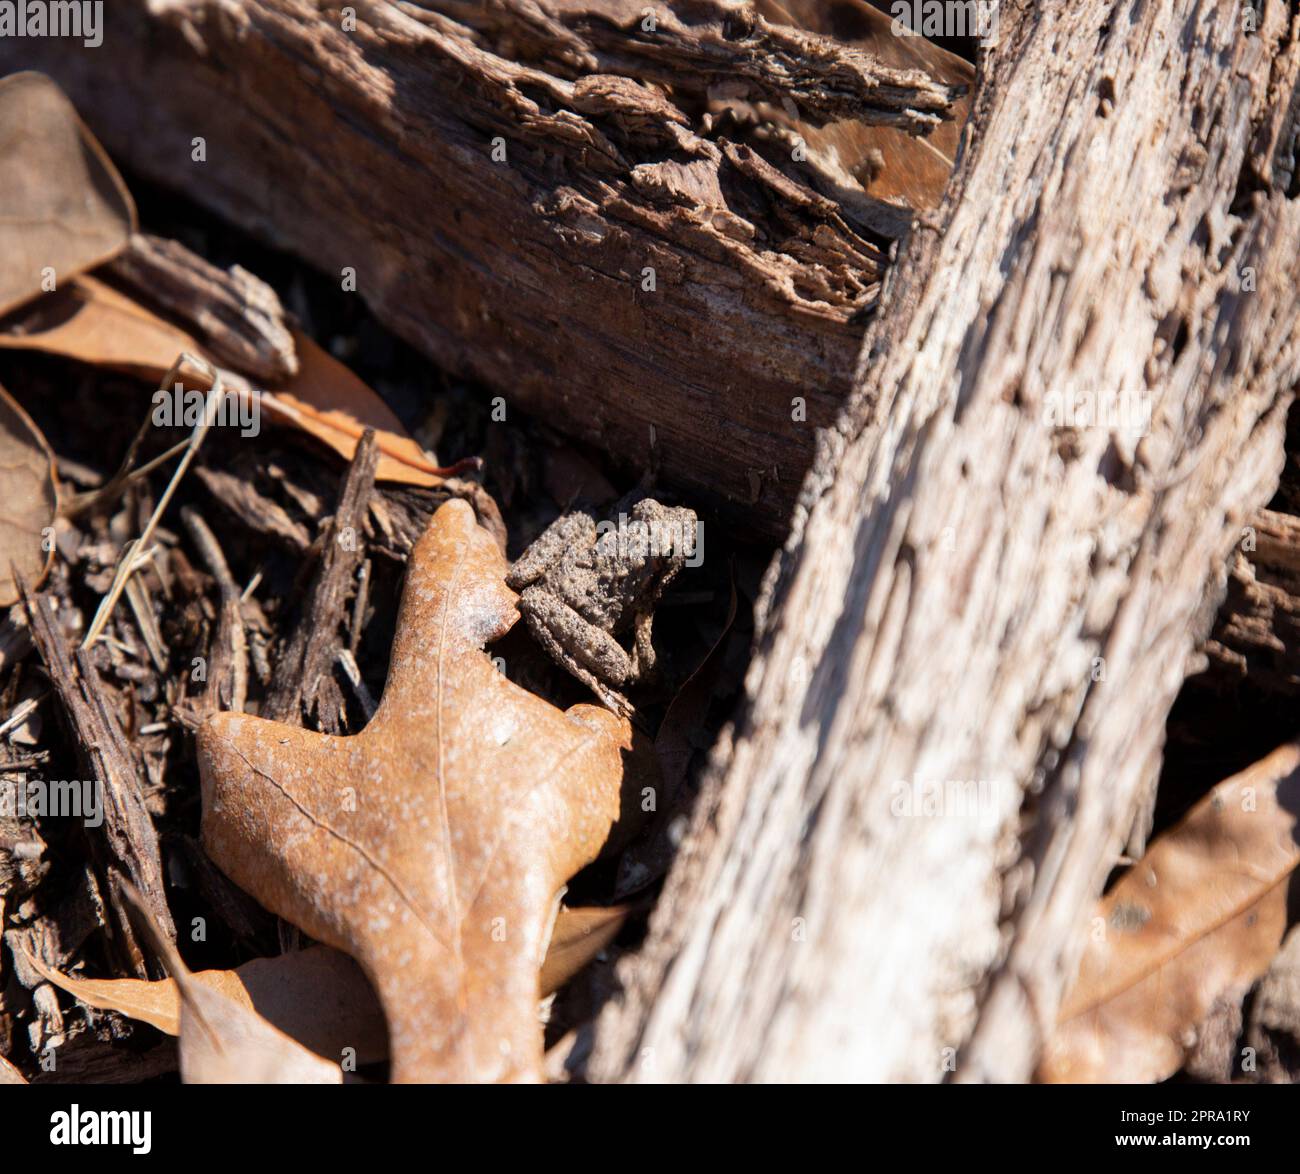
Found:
<box><xmin>263</xmin><ymin>430</ymin><xmax>378</xmax><ymax>730</ymax></box>
<box><xmin>448</xmin><ymin>0</ymin><xmax>955</xmax><ymax>129</ymax></box>
<box><xmin>5</xmin><ymin>867</ymin><xmax>105</xmax><ymax>991</ymax></box>
<box><xmin>194</xmin><ymin>464</ymin><xmax>313</xmax><ymax>555</ymax></box>
<box><xmin>22</xmin><ymin>591</ymin><xmax>176</xmax><ymax>972</ymax></box>
<box><xmin>589</xmin><ymin>0</ymin><xmax>1300</xmax><ymax>1082</ymax></box>
<box><xmin>28</xmin><ymin>1030</ymin><xmax>180</xmax><ymax>1084</ymax></box>
<box><xmin>103</xmin><ymin>232</ymin><xmax>297</xmax><ymax>383</ymax></box>
<box><xmin>1</xmin><ymin>1</ymin><xmax>958</xmax><ymax>539</ymax></box>
<box><xmin>181</xmin><ymin>507</ymin><xmax>248</xmax><ymax>717</ymax></box>
<box><xmin>1200</xmin><ymin>507</ymin><xmax>1300</xmax><ymax>693</ymax></box>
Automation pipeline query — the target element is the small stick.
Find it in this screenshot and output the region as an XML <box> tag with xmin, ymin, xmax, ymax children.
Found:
<box><xmin>182</xmin><ymin>506</ymin><xmax>249</xmax><ymax>714</ymax></box>
<box><xmin>336</xmin><ymin>648</ymin><xmax>377</xmax><ymax>720</ymax></box>
<box><xmin>349</xmin><ymin>558</ymin><xmax>371</xmax><ymax>656</ymax></box>
<box><xmin>0</xmin><ymin>694</ymin><xmax>43</xmax><ymax>740</ymax></box>
<box><xmin>82</xmin><ymin>354</ymin><xmax>224</xmax><ymax>650</ymax></box>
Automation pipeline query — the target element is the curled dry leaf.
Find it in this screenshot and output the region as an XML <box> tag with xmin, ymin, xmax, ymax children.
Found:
<box><xmin>24</xmin><ymin>904</ymin><xmax>625</xmax><ymax>1075</ymax></box>
<box><xmin>119</xmin><ymin>886</ymin><xmax>341</xmax><ymax>1085</ymax></box>
<box><xmin>176</xmin><ymin>971</ymin><xmax>343</xmax><ymax>1084</ymax></box>
<box><xmin>0</xmin><ymin>382</ymin><xmax>57</xmax><ymax>605</ymax></box>
<box><xmin>268</xmin><ymin>331</ymin><xmax>466</xmax><ymax>487</ymax></box>
<box><xmin>0</xmin><ymin>276</ymin><xmax>465</xmax><ymax>486</ymax></box>
<box><xmin>1039</xmin><ymin>741</ymin><xmax>1300</xmax><ymax>1083</ymax></box>
<box><xmin>0</xmin><ymin>275</ymin><xmax>203</xmax><ymax>382</ymax></box>
<box><xmin>0</xmin><ymin>72</ymin><xmax>136</xmax><ymax>317</ymax></box>
<box><xmin>198</xmin><ymin>499</ymin><xmax>633</xmax><ymax>1082</ymax></box>
<box><xmin>23</xmin><ymin>944</ymin><xmax>388</xmax><ymax>1067</ymax></box>
<box><xmin>541</xmin><ymin>904</ymin><xmax>630</xmax><ymax>995</ymax></box>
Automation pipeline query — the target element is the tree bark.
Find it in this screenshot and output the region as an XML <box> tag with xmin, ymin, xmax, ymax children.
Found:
<box><xmin>0</xmin><ymin>0</ymin><xmax>961</xmax><ymax>541</ymax></box>
<box><xmin>1201</xmin><ymin>507</ymin><xmax>1300</xmax><ymax>694</ymax></box>
<box><xmin>588</xmin><ymin>0</ymin><xmax>1300</xmax><ymax>1082</ymax></box>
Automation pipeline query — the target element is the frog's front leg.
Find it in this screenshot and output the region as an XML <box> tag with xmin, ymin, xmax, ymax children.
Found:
<box><xmin>505</xmin><ymin>512</ymin><xmax>596</xmax><ymax>590</ymax></box>
<box><xmin>517</xmin><ymin>587</ymin><xmax>635</xmax><ymax>714</ymax></box>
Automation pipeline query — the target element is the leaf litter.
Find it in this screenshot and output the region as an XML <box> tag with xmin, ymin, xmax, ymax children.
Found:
<box><xmin>1041</xmin><ymin>741</ymin><xmax>1300</xmax><ymax>1083</ymax></box>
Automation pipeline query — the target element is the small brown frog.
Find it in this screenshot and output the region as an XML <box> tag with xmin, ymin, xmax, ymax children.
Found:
<box><xmin>506</xmin><ymin>496</ymin><xmax>699</xmax><ymax>714</ymax></box>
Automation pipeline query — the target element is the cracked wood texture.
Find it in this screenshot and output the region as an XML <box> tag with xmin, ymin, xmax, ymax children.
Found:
<box><xmin>587</xmin><ymin>0</ymin><xmax>1300</xmax><ymax>1082</ymax></box>
<box><xmin>0</xmin><ymin>0</ymin><xmax>961</xmax><ymax>541</ymax></box>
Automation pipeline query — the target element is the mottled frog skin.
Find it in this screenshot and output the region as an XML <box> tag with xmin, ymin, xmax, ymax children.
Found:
<box><xmin>506</xmin><ymin>496</ymin><xmax>698</xmax><ymax>713</ymax></box>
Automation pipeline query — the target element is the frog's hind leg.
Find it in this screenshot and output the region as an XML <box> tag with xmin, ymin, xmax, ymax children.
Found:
<box><xmin>518</xmin><ymin>588</ymin><xmax>635</xmax><ymax>716</ymax></box>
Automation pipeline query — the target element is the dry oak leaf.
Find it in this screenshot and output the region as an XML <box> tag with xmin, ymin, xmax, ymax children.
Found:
<box><xmin>115</xmin><ymin>881</ymin><xmax>341</xmax><ymax>1084</ymax></box>
<box><xmin>1039</xmin><ymin>740</ymin><xmax>1300</xmax><ymax>1083</ymax></box>
<box><xmin>198</xmin><ymin>499</ymin><xmax>632</xmax><ymax>1082</ymax></box>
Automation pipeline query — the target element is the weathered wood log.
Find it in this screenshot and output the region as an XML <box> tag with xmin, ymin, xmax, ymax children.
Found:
<box><xmin>588</xmin><ymin>0</ymin><xmax>1300</xmax><ymax>1082</ymax></box>
<box><xmin>0</xmin><ymin>0</ymin><xmax>963</xmax><ymax>540</ymax></box>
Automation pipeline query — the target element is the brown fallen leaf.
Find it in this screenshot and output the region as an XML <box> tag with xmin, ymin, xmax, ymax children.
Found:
<box><xmin>0</xmin><ymin>382</ymin><xmax>57</xmax><ymax>605</ymax></box>
<box><xmin>177</xmin><ymin>973</ymin><xmax>342</xmax><ymax>1084</ymax></box>
<box><xmin>0</xmin><ymin>276</ymin><xmax>468</xmax><ymax>485</ymax></box>
<box><xmin>1039</xmin><ymin>741</ymin><xmax>1300</xmax><ymax>1083</ymax></box>
<box><xmin>0</xmin><ymin>274</ymin><xmax>203</xmax><ymax>381</ymax></box>
<box><xmin>267</xmin><ymin>331</ymin><xmax>467</xmax><ymax>487</ymax></box>
<box><xmin>541</xmin><ymin>905</ymin><xmax>629</xmax><ymax>995</ymax></box>
<box><xmin>755</xmin><ymin>0</ymin><xmax>973</xmax><ymax>215</ymax></box>
<box><xmin>24</xmin><ymin>903</ymin><xmax>624</xmax><ymax>1074</ymax></box>
<box><xmin>120</xmin><ymin>885</ymin><xmax>340</xmax><ymax>1084</ymax></box>
<box><xmin>198</xmin><ymin>499</ymin><xmax>632</xmax><ymax>1082</ymax></box>
<box><xmin>0</xmin><ymin>72</ymin><xmax>136</xmax><ymax>317</ymax></box>
<box><xmin>24</xmin><ymin>944</ymin><xmax>388</xmax><ymax>1067</ymax></box>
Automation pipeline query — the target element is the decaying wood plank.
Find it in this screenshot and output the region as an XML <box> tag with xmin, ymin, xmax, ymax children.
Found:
<box><xmin>1</xmin><ymin>0</ymin><xmax>960</xmax><ymax>540</ymax></box>
<box><xmin>589</xmin><ymin>0</ymin><xmax>1300</xmax><ymax>1082</ymax></box>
